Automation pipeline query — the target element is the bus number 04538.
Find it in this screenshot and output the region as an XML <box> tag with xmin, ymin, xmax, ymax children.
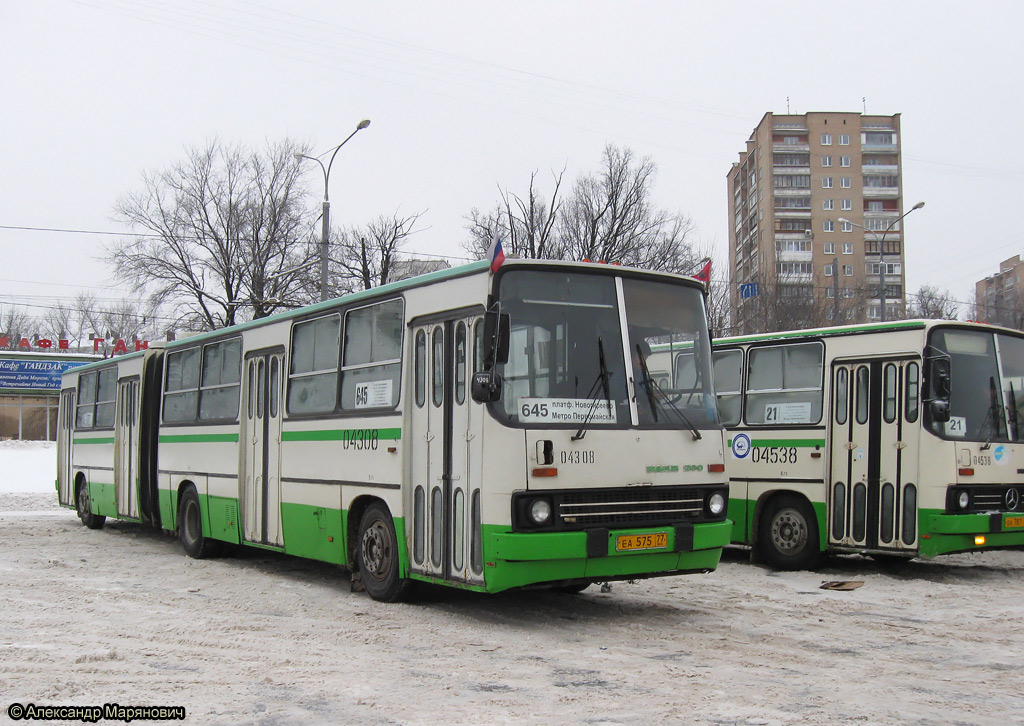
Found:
<box><xmin>750</xmin><ymin>446</ymin><xmax>798</xmax><ymax>464</ymax></box>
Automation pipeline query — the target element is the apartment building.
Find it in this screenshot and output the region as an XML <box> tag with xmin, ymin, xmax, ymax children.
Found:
<box><xmin>728</xmin><ymin>111</ymin><xmax>908</xmax><ymax>334</ymax></box>
<box><xmin>976</xmin><ymin>255</ymin><xmax>1024</xmax><ymax>330</ymax></box>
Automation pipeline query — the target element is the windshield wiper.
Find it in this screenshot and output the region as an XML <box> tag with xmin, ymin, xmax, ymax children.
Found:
<box><xmin>635</xmin><ymin>343</ymin><xmax>702</xmax><ymax>441</ymax></box>
<box><xmin>572</xmin><ymin>337</ymin><xmax>613</xmax><ymax>441</ymax></box>
<box><xmin>1010</xmin><ymin>381</ymin><xmax>1021</xmax><ymax>442</ymax></box>
<box><xmin>981</xmin><ymin>376</ymin><xmax>1006</xmax><ymax>450</ymax></box>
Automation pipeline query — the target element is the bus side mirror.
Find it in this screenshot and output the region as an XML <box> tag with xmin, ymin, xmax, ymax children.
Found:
<box><xmin>926</xmin><ymin>357</ymin><xmax>951</xmax><ymax>422</ymax></box>
<box><xmin>483</xmin><ymin>310</ymin><xmax>511</xmax><ymax>367</ymax></box>
<box><xmin>471</xmin><ymin>371</ymin><xmax>503</xmax><ymax>403</ymax></box>
<box><xmin>930</xmin><ymin>399</ymin><xmax>950</xmax><ymax>423</ymax></box>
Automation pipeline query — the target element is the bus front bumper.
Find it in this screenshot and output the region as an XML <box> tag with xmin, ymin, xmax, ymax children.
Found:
<box><xmin>481</xmin><ymin>520</ymin><xmax>732</xmax><ymax>593</ymax></box>
<box><xmin>919</xmin><ymin>511</ymin><xmax>1024</xmax><ymax>557</ymax></box>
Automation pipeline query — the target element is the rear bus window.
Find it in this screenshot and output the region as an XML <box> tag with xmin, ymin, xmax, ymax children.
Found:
<box><xmin>712</xmin><ymin>349</ymin><xmax>742</xmax><ymax>426</ymax></box>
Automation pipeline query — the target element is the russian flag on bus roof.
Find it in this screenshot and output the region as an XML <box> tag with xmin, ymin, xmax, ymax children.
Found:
<box><xmin>486</xmin><ymin>229</ymin><xmax>505</xmax><ymax>274</ymax></box>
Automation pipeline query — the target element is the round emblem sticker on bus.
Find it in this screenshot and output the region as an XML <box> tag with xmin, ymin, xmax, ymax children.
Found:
<box><xmin>732</xmin><ymin>434</ymin><xmax>751</xmax><ymax>459</ymax></box>
<box><xmin>994</xmin><ymin>445</ymin><xmax>1008</xmax><ymax>465</ymax></box>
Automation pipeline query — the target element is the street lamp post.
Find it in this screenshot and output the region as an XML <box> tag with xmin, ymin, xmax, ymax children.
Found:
<box><xmin>840</xmin><ymin>201</ymin><xmax>924</xmax><ymax>323</ymax></box>
<box><xmin>295</xmin><ymin>119</ymin><xmax>371</xmax><ymax>302</ymax></box>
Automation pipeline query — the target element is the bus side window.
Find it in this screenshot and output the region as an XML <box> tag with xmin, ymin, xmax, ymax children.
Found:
<box><xmin>883</xmin><ymin>363</ymin><xmax>898</xmax><ymax>423</ymax></box>
<box><xmin>415</xmin><ymin>330</ymin><xmax>426</xmax><ymax>408</ymax></box>
<box><xmin>745</xmin><ymin>342</ymin><xmax>823</xmax><ymax>425</ymax></box>
<box><xmin>164</xmin><ymin>348</ymin><xmax>201</xmax><ymax>423</ymax></box>
<box><xmin>855</xmin><ymin>366</ymin><xmax>870</xmax><ymax>424</ymax></box>
<box><xmin>712</xmin><ymin>349</ymin><xmax>742</xmax><ymax>426</ymax></box>
<box><xmin>288</xmin><ymin>314</ymin><xmax>340</xmax><ymax>415</ymax></box>
<box><xmin>199</xmin><ymin>338</ymin><xmax>241</xmax><ymax>421</ymax></box>
<box><xmin>76</xmin><ymin>371</ymin><xmax>97</xmax><ymax>429</ymax></box>
<box><xmin>341</xmin><ymin>299</ymin><xmax>404</xmax><ymax>411</ymax></box>
<box><xmin>905</xmin><ymin>362</ymin><xmax>920</xmax><ymax>423</ymax></box>
<box><xmin>835</xmin><ymin>367</ymin><xmax>848</xmax><ymax>425</ymax></box>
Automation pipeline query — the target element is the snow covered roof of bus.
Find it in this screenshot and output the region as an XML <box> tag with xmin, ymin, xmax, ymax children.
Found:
<box><xmin>150</xmin><ymin>258</ymin><xmax>707</xmax><ymax>352</ymax></box>
<box><xmin>713</xmin><ymin>319</ymin><xmax>1024</xmax><ymax>346</ymax></box>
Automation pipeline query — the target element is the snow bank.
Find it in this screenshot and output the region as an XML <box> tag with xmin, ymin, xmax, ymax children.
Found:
<box><xmin>0</xmin><ymin>440</ymin><xmax>57</xmax><ymax>494</ymax></box>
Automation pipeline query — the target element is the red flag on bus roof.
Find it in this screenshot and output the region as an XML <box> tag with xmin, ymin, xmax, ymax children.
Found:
<box><xmin>694</xmin><ymin>258</ymin><xmax>711</xmax><ymax>286</ymax></box>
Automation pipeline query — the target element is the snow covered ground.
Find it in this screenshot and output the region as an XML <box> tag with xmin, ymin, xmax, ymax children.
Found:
<box><xmin>0</xmin><ymin>440</ymin><xmax>57</xmax><ymax>493</ymax></box>
<box><xmin>1</xmin><ymin>442</ymin><xmax>1022</xmax><ymax>724</ymax></box>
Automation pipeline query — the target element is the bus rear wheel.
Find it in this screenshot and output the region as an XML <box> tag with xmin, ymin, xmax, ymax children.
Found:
<box><xmin>357</xmin><ymin>503</ymin><xmax>411</xmax><ymax>602</ymax></box>
<box><xmin>759</xmin><ymin>494</ymin><xmax>822</xmax><ymax>570</ymax></box>
<box><xmin>178</xmin><ymin>487</ymin><xmax>220</xmax><ymax>559</ymax></box>
<box><xmin>76</xmin><ymin>481</ymin><xmax>105</xmax><ymax>530</ymax></box>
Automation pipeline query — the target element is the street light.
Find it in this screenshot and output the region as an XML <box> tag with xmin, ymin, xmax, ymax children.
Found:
<box><xmin>840</xmin><ymin>200</ymin><xmax>924</xmax><ymax>323</ymax></box>
<box><xmin>295</xmin><ymin>119</ymin><xmax>371</xmax><ymax>302</ymax></box>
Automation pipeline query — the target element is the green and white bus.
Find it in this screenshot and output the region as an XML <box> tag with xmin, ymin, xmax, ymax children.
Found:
<box><xmin>710</xmin><ymin>319</ymin><xmax>1024</xmax><ymax>569</ymax></box>
<box><xmin>58</xmin><ymin>259</ymin><xmax>732</xmax><ymax>600</ymax></box>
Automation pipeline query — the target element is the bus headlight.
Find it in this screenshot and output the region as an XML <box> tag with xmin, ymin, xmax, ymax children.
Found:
<box><xmin>957</xmin><ymin>490</ymin><xmax>970</xmax><ymax>510</ymax></box>
<box><xmin>707</xmin><ymin>492</ymin><xmax>726</xmax><ymax>516</ymax></box>
<box><xmin>529</xmin><ymin>498</ymin><xmax>552</xmax><ymax>525</ymax></box>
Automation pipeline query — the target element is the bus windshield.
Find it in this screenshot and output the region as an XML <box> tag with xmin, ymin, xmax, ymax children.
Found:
<box><xmin>928</xmin><ymin>327</ymin><xmax>1024</xmax><ymax>441</ymax></box>
<box><xmin>494</xmin><ymin>270</ymin><xmax>718</xmax><ymax>429</ymax></box>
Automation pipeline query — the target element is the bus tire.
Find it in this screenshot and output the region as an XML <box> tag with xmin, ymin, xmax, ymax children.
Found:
<box><xmin>759</xmin><ymin>494</ymin><xmax>822</xmax><ymax>570</ymax></box>
<box><xmin>76</xmin><ymin>480</ymin><xmax>105</xmax><ymax>530</ymax></box>
<box><xmin>178</xmin><ymin>486</ymin><xmax>220</xmax><ymax>559</ymax></box>
<box><xmin>357</xmin><ymin>502</ymin><xmax>411</xmax><ymax>602</ymax></box>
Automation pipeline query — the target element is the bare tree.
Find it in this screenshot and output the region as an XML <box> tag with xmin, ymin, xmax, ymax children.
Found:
<box><xmin>557</xmin><ymin>144</ymin><xmax>698</xmax><ymax>273</ymax></box>
<box><xmin>0</xmin><ymin>305</ymin><xmax>34</xmax><ymax>344</ymax></box>
<box><xmin>326</xmin><ymin>212</ymin><xmax>426</xmax><ymax>294</ymax></box>
<box><xmin>110</xmin><ymin>139</ymin><xmax>314</xmax><ymax>331</ymax></box>
<box><xmin>906</xmin><ymin>285</ymin><xmax>958</xmax><ymax>320</ymax></box>
<box><xmin>464</xmin><ymin>168</ymin><xmax>566</xmax><ymax>260</ymax></box>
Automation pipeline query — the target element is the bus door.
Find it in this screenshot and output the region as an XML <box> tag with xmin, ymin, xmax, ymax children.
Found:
<box><xmin>57</xmin><ymin>389</ymin><xmax>76</xmax><ymax>507</ymax></box>
<box><xmin>409</xmin><ymin>316</ymin><xmax>484</xmax><ymax>585</ymax></box>
<box><xmin>114</xmin><ymin>378</ymin><xmax>141</xmax><ymax>519</ymax></box>
<box><xmin>828</xmin><ymin>357</ymin><xmax>920</xmax><ymax>552</ymax></box>
<box><xmin>241</xmin><ymin>350</ymin><xmax>285</xmax><ymax>547</ymax></box>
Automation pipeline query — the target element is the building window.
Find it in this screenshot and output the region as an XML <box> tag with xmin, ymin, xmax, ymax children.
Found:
<box><xmin>822</xmin><ymin>156</ymin><xmax>833</xmax><ymax>167</ymax></box>
<box><xmin>777</xmin><ymin>262</ymin><xmax>813</xmax><ymax>275</ymax></box>
<box><xmin>783</xmin><ymin>136</ymin><xmax>802</xmax><ymax>145</ymax></box>
<box><xmin>843</xmin><ymin>265</ymin><xmax>854</xmax><ymax>277</ymax></box>
<box><xmin>840</xmin><ymin>156</ymin><xmax>851</xmax><ymax>167</ymax></box>
<box><xmin>823</xmin><ymin>199</ymin><xmax>834</xmax><ymax>211</ymax></box>
<box><xmin>824</xmin><ymin>243</ymin><xmax>835</xmax><ymax>255</ymax></box>
<box><xmin>841</xmin><ymin>221</ymin><xmax>853</xmax><ymax>232</ymax></box>
<box><xmin>839</xmin><ymin>134</ymin><xmax>850</xmax><ymax>145</ymax></box>
<box><xmin>821</xmin><ymin>133</ymin><xmax>832</xmax><ymax>146</ymax></box>
<box><xmin>840</xmin><ymin>177</ymin><xmax>851</xmax><ymax>188</ymax></box>
<box><xmin>775</xmin><ymin>239</ymin><xmax>812</xmax><ymax>252</ymax></box>
<box><xmin>823</xmin><ymin>220</ymin><xmax>834</xmax><ymax>232</ymax></box>
<box><xmin>822</xmin><ymin>177</ymin><xmax>833</xmax><ymax>189</ymax></box>
<box><xmin>841</xmin><ymin>199</ymin><xmax>852</xmax><ymax>211</ymax></box>
<box><xmin>774</xmin><ymin>175</ymin><xmax>810</xmax><ymax>188</ymax></box>
<box><xmin>864</xmin><ymin>132</ymin><xmax>896</xmax><ymax>145</ymax></box>
<box><xmin>826</xmin><ymin>288</ymin><xmax>836</xmax><ymax>298</ymax></box>
<box><xmin>825</xmin><ymin>263</ymin><xmax>834</xmax><ymax>277</ymax></box>
<box><xmin>867</xmin><ymin>262</ymin><xmax>903</xmax><ymax>276</ymax></box>
<box><xmin>842</xmin><ymin>243</ymin><xmax>853</xmax><ymax>255</ymax></box>
<box><xmin>868</xmin><ymin>201</ymin><xmax>884</xmax><ymax>212</ymax></box>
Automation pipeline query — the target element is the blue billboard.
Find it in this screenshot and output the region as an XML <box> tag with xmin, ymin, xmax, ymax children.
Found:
<box><xmin>0</xmin><ymin>358</ymin><xmax>91</xmax><ymax>391</ymax></box>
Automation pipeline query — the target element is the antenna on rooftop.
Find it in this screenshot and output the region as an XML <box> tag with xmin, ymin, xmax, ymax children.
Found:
<box><xmin>786</xmin><ymin>96</ymin><xmax>790</xmax><ymax>114</ymax></box>
<box><xmin>862</xmin><ymin>97</ymin><xmax>866</xmax><ymax>113</ymax></box>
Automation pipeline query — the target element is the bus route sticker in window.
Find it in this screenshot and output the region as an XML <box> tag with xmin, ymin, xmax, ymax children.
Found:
<box><xmin>519</xmin><ymin>398</ymin><xmax>617</xmax><ymax>424</ymax></box>
<box><xmin>765</xmin><ymin>401</ymin><xmax>812</xmax><ymax>424</ymax></box>
<box><xmin>946</xmin><ymin>416</ymin><xmax>966</xmax><ymax>437</ymax></box>
<box><xmin>355</xmin><ymin>380</ymin><xmax>393</xmax><ymax>408</ymax></box>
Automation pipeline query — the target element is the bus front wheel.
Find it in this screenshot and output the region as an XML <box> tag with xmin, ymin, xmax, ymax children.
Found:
<box><xmin>759</xmin><ymin>494</ymin><xmax>822</xmax><ymax>570</ymax></box>
<box><xmin>76</xmin><ymin>481</ymin><xmax>105</xmax><ymax>530</ymax></box>
<box><xmin>357</xmin><ymin>503</ymin><xmax>411</xmax><ymax>602</ymax></box>
<box><xmin>178</xmin><ymin>487</ymin><xmax>220</xmax><ymax>559</ymax></box>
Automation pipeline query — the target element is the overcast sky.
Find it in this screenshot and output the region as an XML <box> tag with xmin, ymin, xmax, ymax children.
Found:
<box><xmin>3</xmin><ymin>0</ymin><xmax>1023</xmax><ymax>328</ymax></box>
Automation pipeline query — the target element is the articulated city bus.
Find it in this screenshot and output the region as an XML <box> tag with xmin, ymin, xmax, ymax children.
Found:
<box><xmin>57</xmin><ymin>259</ymin><xmax>731</xmax><ymax>600</ymax></box>
<box><xmin>710</xmin><ymin>320</ymin><xmax>1024</xmax><ymax>569</ymax></box>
